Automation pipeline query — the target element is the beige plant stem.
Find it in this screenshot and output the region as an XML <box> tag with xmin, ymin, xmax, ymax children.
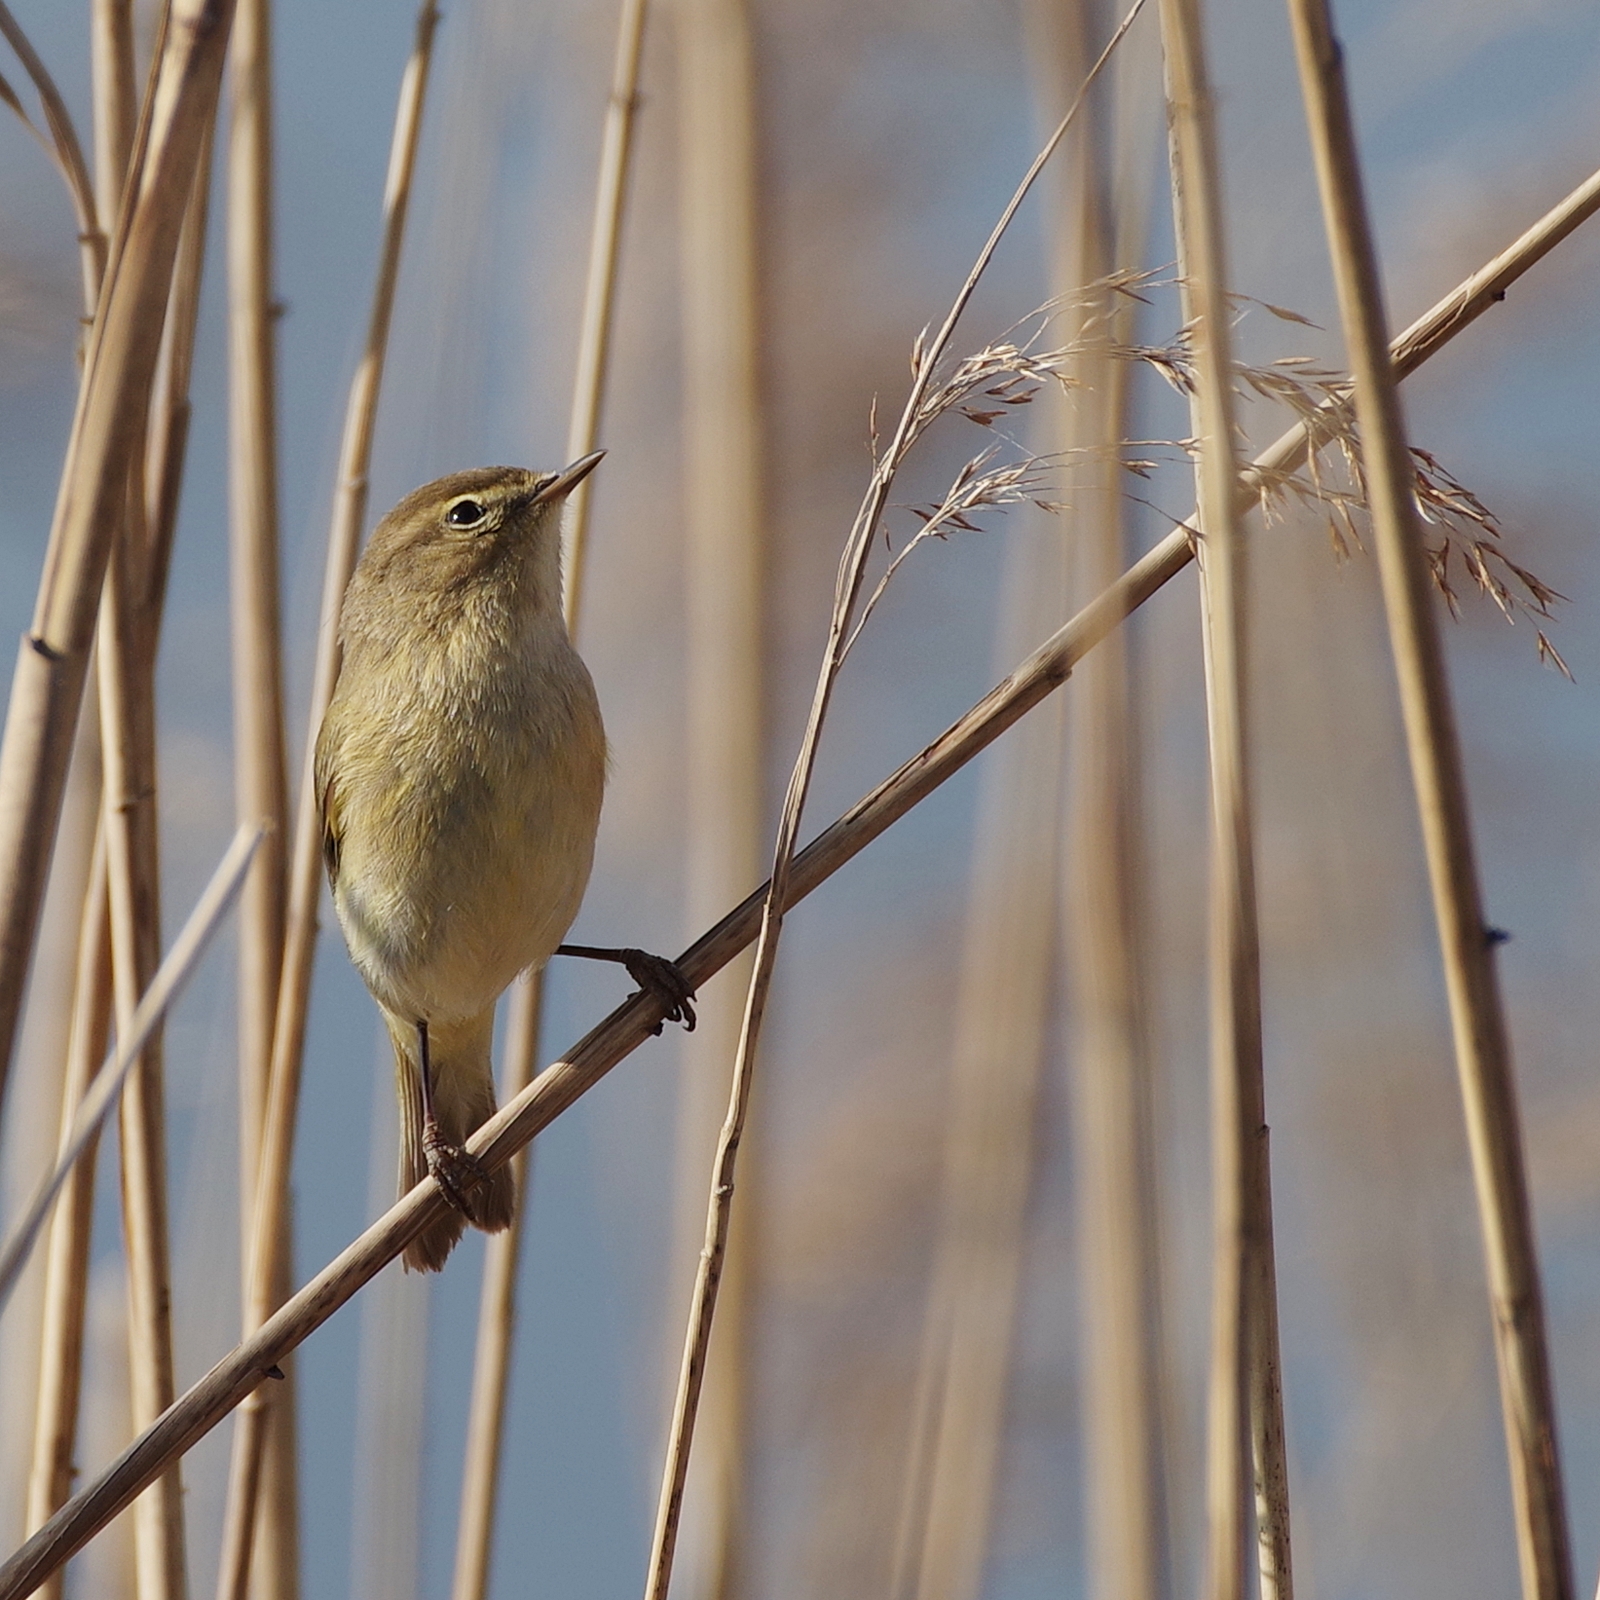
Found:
<box><xmin>212</xmin><ymin>7</ymin><xmax>441</xmax><ymax>1590</ymax></box>
<box><xmin>645</xmin><ymin>14</ymin><xmax>1146</xmax><ymax>1595</ymax></box>
<box><xmin>451</xmin><ymin>1</ymin><xmax>660</xmax><ymax>1588</ymax></box>
<box><xmin>662</xmin><ymin>0</ymin><xmax>767</xmax><ymax>1591</ymax></box>
<box><xmin>0</xmin><ymin>160</ymin><xmax>1588</xmax><ymax>1600</ymax></box>
<box><xmin>0</xmin><ymin>1</ymin><xmax>105</xmax><ymax>304</ymax></box>
<box><xmin>0</xmin><ymin>0</ymin><xmax>236</xmax><ymax>1110</ymax></box>
<box><xmin>1286</xmin><ymin>4</ymin><xmax>1573</xmax><ymax>1595</ymax></box>
<box><xmin>1157</xmin><ymin>3</ymin><xmax>1283</xmax><ymax>1599</ymax></box>
<box><xmin>559</xmin><ymin>0</ymin><xmax>650</xmax><ymax>627</ymax></box>
<box><xmin>221</xmin><ymin>2</ymin><xmax>299</xmax><ymax>1595</ymax></box>
<box><xmin>24</xmin><ymin>830</ymin><xmax>112</xmax><ymax>1600</ymax></box>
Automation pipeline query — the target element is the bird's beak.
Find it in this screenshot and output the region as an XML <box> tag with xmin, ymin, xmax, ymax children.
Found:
<box><xmin>529</xmin><ymin>450</ymin><xmax>605</xmax><ymax>506</ymax></box>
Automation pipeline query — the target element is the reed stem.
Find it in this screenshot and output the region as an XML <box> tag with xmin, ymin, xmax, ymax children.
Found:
<box><xmin>1285</xmin><ymin>3</ymin><xmax>1573</xmax><ymax>1593</ymax></box>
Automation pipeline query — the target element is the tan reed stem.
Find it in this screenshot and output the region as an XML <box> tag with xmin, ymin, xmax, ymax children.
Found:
<box><xmin>24</xmin><ymin>829</ymin><xmax>111</xmax><ymax>1600</ymax></box>
<box><xmin>219</xmin><ymin>1</ymin><xmax>299</xmax><ymax>1594</ymax></box>
<box><xmin>1286</xmin><ymin>3</ymin><xmax>1573</xmax><ymax>1594</ymax></box>
<box><xmin>0</xmin><ymin>0</ymin><xmax>236</xmax><ymax>1111</ymax></box>
<box><xmin>558</xmin><ymin>0</ymin><xmax>651</xmax><ymax>628</ymax></box>
<box><xmin>661</xmin><ymin>0</ymin><xmax>767</xmax><ymax>1591</ymax></box>
<box><xmin>212</xmin><ymin>7</ymin><xmax>441</xmax><ymax>1589</ymax></box>
<box><xmin>0</xmin><ymin>0</ymin><xmax>105</xmax><ymax>305</ymax></box>
<box><xmin>18</xmin><ymin>18</ymin><xmax>127</xmax><ymax>1589</ymax></box>
<box><xmin>1157</xmin><ymin>2</ymin><xmax>1283</xmax><ymax>1597</ymax></box>
<box><xmin>1031</xmin><ymin>2</ymin><xmax>1171</xmax><ymax>1593</ymax></box>
<box><xmin>451</xmin><ymin>0</ymin><xmax>658</xmax><ymax>1584</ymax></box>
<box><xmin>0</xmin><ymin>164</ymin><xmax>1588</xmax><ymax>1600</ymax></box>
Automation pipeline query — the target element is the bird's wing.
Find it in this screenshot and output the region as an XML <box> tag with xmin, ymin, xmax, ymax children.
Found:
<box><xmin>313</xmin><ymin>721</ymin><xmax>343</xmax><ymax>888</ymax></box>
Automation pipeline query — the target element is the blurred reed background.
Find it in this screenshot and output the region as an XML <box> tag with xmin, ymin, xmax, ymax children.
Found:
<box><xmin>0</xmin><ymin>1</ymin><xmax>1599</xmax><ymax>1598</ymax></box>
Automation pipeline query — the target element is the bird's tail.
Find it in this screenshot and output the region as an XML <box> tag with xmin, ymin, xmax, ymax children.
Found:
<box><xmin>387</xmin><ymin>1010</ymin><xmax>516</xmax><ymax>1272</ymax></box>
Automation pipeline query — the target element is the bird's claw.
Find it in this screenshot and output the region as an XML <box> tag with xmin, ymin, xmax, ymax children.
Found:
<box><xmin>423</xmin><ymin>1125</ymin><xmax>496</xmax><ymax>1224</ymax></box>
<box><xmin>619</xmin><ymin>948</ymin><xmax>697</xmax><ymax>1034</ymax></box>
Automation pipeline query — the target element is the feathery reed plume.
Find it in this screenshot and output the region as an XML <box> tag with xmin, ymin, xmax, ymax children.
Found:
<box><xmin>1286</xmin><ymin>2</ymin><xmax>1573</xmax><ymax>1595</ymax></box>
<box><xmin>213</xmin><ymin>6</ymin><xmax>442</xmax><ymax>1587</ymax></box>
<box><xmin>1</xmin><ymin>149</ymin><xmax>1592</xmax><ymax>1600</ymax></box>
<box><xmin>1157</xmin><ymin>4</ymin><xmax>1287</xmax><ymax>1598</ymax></box>
<box><xmin>0</xmin><ymin>0</ymin><xmax>236</xmax><ymax>1113</ymax></box>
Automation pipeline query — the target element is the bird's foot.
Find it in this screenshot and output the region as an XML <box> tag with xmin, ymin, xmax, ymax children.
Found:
<box><xmin>619</xmin><ymin>948</ymin><xmax>697</xmax><ymax>1034</ymax></box>
<box><xmin>422</xmin><ymin>1121</ymin><xmax>496</xmax><ymax>1225</ymax></box>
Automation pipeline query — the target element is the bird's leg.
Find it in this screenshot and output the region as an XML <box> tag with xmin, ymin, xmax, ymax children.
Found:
<box><xmin>416</xmin><ymin>1019</ymin><xmax>493</xmax><ymax>1221</ymax></box>
<box><xmin>554</xmin><ymin>945</ymin><xmax>697</xmax><ymax>1034</ymax></box>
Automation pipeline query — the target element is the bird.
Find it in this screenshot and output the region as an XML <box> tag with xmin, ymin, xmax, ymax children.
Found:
<box><xmin>315</xmin><ymin>455</ymin><xmax>693</xmax><ymax>1271</ymax></box>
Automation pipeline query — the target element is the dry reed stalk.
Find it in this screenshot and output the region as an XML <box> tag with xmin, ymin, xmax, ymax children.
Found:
<box><xmin>220</xmin><ymin>2</ymin><xmax>298</xmax><ymax>1595</ymax></box>
<box><xmin>1157</xmin><ymin>3</ymin><xmax>1282</xmax><ymax>1598</ymax></box>
<box><xmin>0</xmin><ymin>1</ymin><xmax>105</xmax><ymax>307</ymax></box>
<box><xmin>24</xmin><ymin>831</ymin><xmax>111</xmax><ymax>1600</ymax></box>
<box><xmin>1285</xmin><ymin>4</ymin><xmax>1573</xmax><ymax>1594</ymax></box>
<box><xmin>449</xmin><ymin>0</ymin><xmax>659</xmax><ymax>1585</ymax></box>
<box><xmin>1030</xmin><ymin>2</ymin><xmax>1171</xmax><ymax>1593</ymax></box>
<box><xmin>213</xmin><ymin>7</ymin><xmax>441</xmax><ymax>1586</ymax></box>
<box><xmin>1</xmin><ymin>166</ymin><xmax>1587</xmax><ymax>1600</ymax></box>
<box><xmin>559</xmin><ymin>0</ymin><xmax>650</xmax><ymax>626</ymax></box>
<box><xmin>96</xmin><ymin>110</ymin><xmax>218</xmax><ymax>1600</ymax></box>
<box><xmin>645</xmin><ymin>15</ymin><xmax>1147</xmax><ymax>1593</ymax></box>
<box><xmin>0</xmin><ymin>827</ymin><xmax>265</xmax><ymax>1311</ymax></box>
<box><xmin>0</xmin><ymin>0</ymin><xmax>235</xmax><ymax>1109</ymax></box>
<box><xmin>663</xmin><ymin>0</ymin><xmax>767</xmax><ymax>1590</ymax></box>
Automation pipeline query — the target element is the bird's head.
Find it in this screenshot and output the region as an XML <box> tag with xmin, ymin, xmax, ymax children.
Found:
<box><xmin>349</xmin><ymin>453</ymin><xmax>604</xmax><ymax>626</ymax></box>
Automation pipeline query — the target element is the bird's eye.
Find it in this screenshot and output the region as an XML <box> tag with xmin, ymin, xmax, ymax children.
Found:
<box><xmin>445</xmin><ymin>498</ymin><xmax>489</xmax><ymax>529</ymax></box>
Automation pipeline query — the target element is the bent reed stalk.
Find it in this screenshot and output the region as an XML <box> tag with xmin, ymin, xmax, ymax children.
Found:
<box><xmin>0</xmin><ymin>128</ymin><xmax>1594</xmax><ymax>1600</ymax></box>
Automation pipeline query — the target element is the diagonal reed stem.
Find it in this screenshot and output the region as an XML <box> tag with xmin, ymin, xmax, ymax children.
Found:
<box><xmin>1285</xmin><ymin>3</ymin><xmax>1573</xmax><ymax>1595</ymax></box>
<box><xmin>0</xmin><ymin>156</ymin><xmax>1592</xmax><ymax>1600</ymax></box>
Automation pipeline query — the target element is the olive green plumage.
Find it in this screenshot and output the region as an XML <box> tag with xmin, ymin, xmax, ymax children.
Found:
<box><xmin>316</xmin><ymin>459</ymin><xmax>606</xmax><ymax>1271</ymax></box>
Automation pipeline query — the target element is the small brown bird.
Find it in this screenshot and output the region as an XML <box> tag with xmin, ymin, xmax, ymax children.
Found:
<box><xmin>316</xmin><ymin>456</ymin><xmax>692</xmax><ymax>1271</ymax></box>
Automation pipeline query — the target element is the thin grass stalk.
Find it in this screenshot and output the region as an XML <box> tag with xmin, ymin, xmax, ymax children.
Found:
<box><xmin>0</xmin><ymin>0</ymin><xmax>235</xmax><ymax>1106</ymax></box>
<box><xmin>99</xmin><ymin>542</ymin><xmax>185</xmax><ymax>1600</ymax></box>
<box><xmin>450</xmin><ymin>1</ymin><xmax>663</xmax><ymax>1586</ymax></box>
<box><xmin>0</xmin><ymin>827</ymin><xmax>265</xmax><ymax>1310</ymax></box>
<box><xmin>212</xmin><ymin>9</ymin><xmax>441</xmax><ymax>1589</ymax></box>
<box><xmin>1032</xmin><ymin>3</ymin><xmax>1171</xmax><ymax>1593</ymax></box>
<box><xmin>645</xmin><ymin>18</ymin><xmax>1146</xmax><ymax>1593</ymax></box>
<box><xmin>665</xmin><ymin>0</ymin><xmax>766</xmax><ymax>1590</ymax></box>
<box><xmin>0</xmin><ymin>1</ymin><xmax>105</xmax><ymax>306</ymax></box>
<box><xmin>1285</xmin><ymin>4</ymin><xmax>1573</xmax><ymax>1594</ymax></box>
<box><xmin>559</xmin><ymin>0</ymin><xmax>651</xmax><ymax>627</ymax></box>
<box><xmin>221</xmin><ymin>2</ymin><xmax>297</xmax><ymax>1594</ymax></box>
<box><xmin>0</xmin><ymin>179</ymin><xmax>1585</xmax><ymax>1600</ymax></box>
<box><xmin>24</xmin><ymin>830</ymin><xmax>111</xmax><ymax>1600</ymax></box>
<box><xmin>1156</xmin><ymin>3</ymin><xmax>1277</xmax><ymax>1597</ymax></box>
